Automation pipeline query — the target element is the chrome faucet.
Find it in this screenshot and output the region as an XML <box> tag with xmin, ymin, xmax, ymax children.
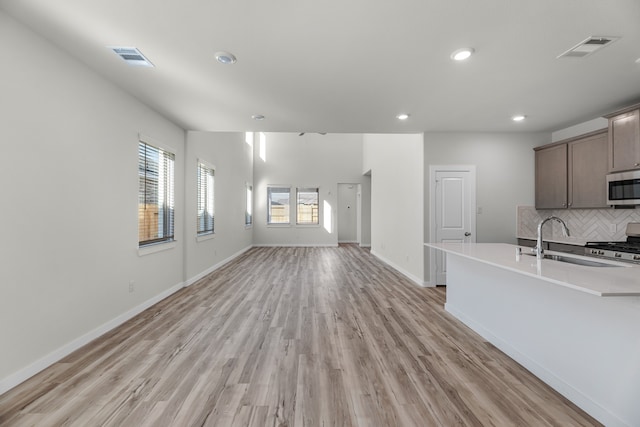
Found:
<box><xmin>535</xmin><ymin>216</ymin><xmax>570</xmax><ymax>260</ymax></box>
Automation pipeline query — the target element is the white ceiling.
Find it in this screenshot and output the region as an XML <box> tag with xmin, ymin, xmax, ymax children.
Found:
<box><xmin>2</xmin><ymin>0</ymin><xmax>640</xmax><ymax>134</ymax></box>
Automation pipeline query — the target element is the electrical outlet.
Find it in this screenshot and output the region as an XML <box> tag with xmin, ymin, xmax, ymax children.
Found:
<box><xmin>129</xmin><ymin>280</ymin><xmax>135</xmax><ymax>293</ymax></box>
<box><xmin>609</xmin><ymin>223</ymin><xmax>617</xmax><ymax>233</ymax></box>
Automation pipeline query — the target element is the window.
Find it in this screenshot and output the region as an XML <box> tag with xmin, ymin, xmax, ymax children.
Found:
<box><xmin>138</xmin><ymin>140</ymin><xmax>175</xmax><ymax>246</ymax></box>
<box><xmin>267</xmin><ymin>186</ymin><xmax>290</xmax><ymax>224</ymax></box>
<box><xmin>245</xmin><ymin>183</ymin><xmax>253</xmax><ymax>226</ymax></box>
<box><xmin>296</xmin><ymin>187</ymin><xmax>319</xmax><ymax>225</ymax></box>
<box><xmin>197</xmin><ymin>162</ymin><xmax>215</xmax><ymax>235</ymax></box>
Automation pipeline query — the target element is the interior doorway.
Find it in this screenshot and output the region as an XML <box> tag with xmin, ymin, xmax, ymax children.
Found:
<box><xmin>429</xmin><ymin>165</ymin><xmax>476</xmax><ymax>285</ymax></box>
<box><xmin>338</xmin><ymin>183</ymin><xmax>359</xmax><ymax>243</ymax></box>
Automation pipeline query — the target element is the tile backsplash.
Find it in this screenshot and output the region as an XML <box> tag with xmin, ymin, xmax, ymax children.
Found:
<box><xmin>517</xmin><ymin>206</ymin><xmax>640</xmax><ymax>243</ymax></box>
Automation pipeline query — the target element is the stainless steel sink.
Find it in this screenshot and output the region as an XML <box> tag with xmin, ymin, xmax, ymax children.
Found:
<box><xmin>523</xmin><ymin>252</ymin><xmax>624</xmax><ymax>267</ymax></box>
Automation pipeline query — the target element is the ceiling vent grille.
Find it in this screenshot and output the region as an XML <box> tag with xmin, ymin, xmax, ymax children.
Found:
<box><xmin>109</xmin><ymin>47</ymin><xmax>154</xmax><ymax>67</ymax></box>
<box><xmin>557</xmin><ymin>36</ymin><xmax>620</xmax><ymax>59</ymax></box>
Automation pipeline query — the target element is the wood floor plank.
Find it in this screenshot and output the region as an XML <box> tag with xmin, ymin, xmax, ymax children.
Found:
<box><xmin>0</xmin><ymin>245</ymin><xmax>602</xmax><ymax>426</ymax></box>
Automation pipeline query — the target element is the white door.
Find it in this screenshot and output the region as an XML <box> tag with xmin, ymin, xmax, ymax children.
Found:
<box><xmin>432</xmin><ymin>167</ymin><xmax>476</xmax><ymax>285</ymax></box>
<box><xmin>338</xmin><ymin>183</ymin><xmax>358</xmax><ymax>243</ymax></box>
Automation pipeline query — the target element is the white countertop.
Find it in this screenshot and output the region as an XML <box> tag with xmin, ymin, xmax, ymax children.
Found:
<box><xmin>426</xmin><ymin>243</ymin><xmax>640</xmax><ymax>297</ymax></box>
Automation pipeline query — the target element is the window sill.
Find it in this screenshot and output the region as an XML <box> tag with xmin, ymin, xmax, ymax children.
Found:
<box><xmin>138</xmin><ymin>240</ymin><xmax>177</xmax><ymax>256</ymax></box>
<box><xmin>296</xmin><ymin>223</ymin><xmax>320</xmax><ymax>228</ymax></box>
<box><xmin>267</xmin><ymin>223</ymin><xmax>292</xmax><ymax>228</ymax></box>
<box><xmin>245</xmin><ymin>224</ymin><xmax>253</xmax><ymax>230</ymax></box>
<box><xmin>196</xmin><ymin>233</ymin><xmax>215</xmax><ymax>243</ymax></box>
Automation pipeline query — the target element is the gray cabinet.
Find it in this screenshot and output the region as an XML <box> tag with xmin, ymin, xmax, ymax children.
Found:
<box><xmin>568</xmin><ymin>131</ymin><xmax>608</xmax><ymax>208</ymax></box>
<box><xmin>535</xmin><ymin>143</ymin><xmax>567</xmax><ymax>209</ymax></box>
<box><xmin>607</xmin><ymin>107</ymin><xmax>640</xmax><ymax>173</ymax></box>
<box><xmin>535</xmin><ymin>129</ymin><xmax>608</xmax><ymax>209</ymax></box>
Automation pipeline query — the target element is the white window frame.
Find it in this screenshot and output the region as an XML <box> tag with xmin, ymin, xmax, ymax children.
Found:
<box><xmin>245</xmin><ymin>182</ymin><xmax>253</xmax><ymax>228</ymax></box>
<box><xmin>137</xmin><ymin>134</ymin><xmax>176</xmax><ymax>251</ymax></box>
<box><xmin>296</xmin><ymin>187</ymin><xmax>320</xmax><ymax>226</ymax></box>
<box><xmin>267</xmin><ymin>185</ymin><xmax>291</xmax><ymax>226</ymax></box>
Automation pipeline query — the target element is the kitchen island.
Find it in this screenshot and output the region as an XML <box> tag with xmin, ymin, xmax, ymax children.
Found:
<box><xmin>426</xmin><ymin>242</ymin><xmax>640</xmax><ymax>427</ymax></box>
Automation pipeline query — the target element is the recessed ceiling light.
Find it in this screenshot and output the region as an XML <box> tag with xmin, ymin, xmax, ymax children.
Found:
<box><xmin>512</xmin><ymin>115</ymin><xmax>526</xmax><ymax>122</ymax></box>
<box><xmin>451</xmin><ymin>48</ymin><xmax>474</xmax><ymax>61</ymax></box>
<box><xmin>251</xmin><ymin>114</ymin><xmax>265</xmax><ymax>120</ymax></box>
<box><xmin>396</xmin><ymin>113</ymin><xmax>410</xmax><ymax>120</ymax></box>
<box><xmin>215</xmin><ymin>51</ymin><xmax>237</xmax><ymax>64</ymax></box>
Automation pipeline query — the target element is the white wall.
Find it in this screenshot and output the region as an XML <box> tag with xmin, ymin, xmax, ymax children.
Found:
<box><xmin>423</xmin><ymin>132</ymin><xmax>549</xmax><ymax>282</ymax></box>
<box><xmin>253</xmin><ymin>133</ymin><xmax>370</xmax><ymax>246</ymax></box>
<box><xmin>0</xmin><ymin>10</ymin><xmax>187</xmax><ymax>390</ymax></box>
<box><xmin>424</xmin><ymin>132</ymin><xmax>549</xmax><ymax>243</ymax></box>
<box><xmin>184</xmin><ymin>132</ymin><xmax>253</xmax><ymax>283</ymax></box>
<box><xmin>551</xmin><ymin>117</ymin><xmax>608</xmax><ymax>142</ymax></box>
<box><xmin>363</xmin><ymin>134</ymin><xmax>424</xmax><ymax>285</ymax></box>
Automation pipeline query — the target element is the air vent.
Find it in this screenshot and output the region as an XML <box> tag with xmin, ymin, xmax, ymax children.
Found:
<box><xmin>557</xmin><ymin>36</ymin><xmax>620</xmax><ymax>59</ymax></box>
<box><xmin>109</xmin><ymin>47</ymin><xmax>154</xmax><ymax>67</ymax></box>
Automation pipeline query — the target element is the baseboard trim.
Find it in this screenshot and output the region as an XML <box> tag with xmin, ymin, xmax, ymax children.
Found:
<box><xmin>184</xmin><ymin>245</ymin><xmax>253</xmax><ymax>287</ymax></box>
<box><xmin>0</xmin><ymin>281</ymin><xmax>185</xmax><ymax>395</ymax></box>
<box><xmin>370</xmin><ymin>250</ymin><xmax>426</xmax><ymax>287</ymax></box>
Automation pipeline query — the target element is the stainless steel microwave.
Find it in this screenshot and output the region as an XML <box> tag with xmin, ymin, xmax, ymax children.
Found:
<box><xmin>607</xmin><ymin>170</ymin><xmax>640</xmax><ymax>205</ymax></box>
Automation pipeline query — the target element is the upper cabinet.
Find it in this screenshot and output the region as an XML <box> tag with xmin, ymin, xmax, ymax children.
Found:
<box><xmin>535</xmin><ymin>143</ymin><xmax>567</xmax><ymax>209</ymax></box>
<box><xmin>535</xmin><ymin>129</ymin><xmax>608</xmax><ymax>209</ymax></box>
<box><xmin>568</xmin><ymin>131</ymin><xmax>608</xmax><ymax>208</ymax></box>
<box><xmin>606</xmin><ymin>105</ymin><xmax>640</xmax><ymax>173</ymax></box>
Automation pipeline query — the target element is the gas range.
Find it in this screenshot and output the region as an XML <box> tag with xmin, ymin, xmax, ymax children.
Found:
<box><xmin>585</xmin><ymin>222</ymin><xmax>640</xmax><ymax>263</ymax></box>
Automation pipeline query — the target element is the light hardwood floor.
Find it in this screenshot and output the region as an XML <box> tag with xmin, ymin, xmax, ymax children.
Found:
<box><xmin>0</xmin><ymin>245</ymin><xmax>601</xmax><ymax>426</ymax></box>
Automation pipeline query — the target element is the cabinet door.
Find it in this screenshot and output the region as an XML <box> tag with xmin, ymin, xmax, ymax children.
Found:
<box><xmin>568</xmin><ymin>131</ymin><xmax>608</xmax><ymax>208</ymax></box>
<box><xmin>608</xmin><ymin>109</ymin><xmax>640</xmax><ymax>172</ymax></box>
<box><xmin>535</xmin><ymin>144</ymin><xmax>567</xmax><ymax>209</ymax></box>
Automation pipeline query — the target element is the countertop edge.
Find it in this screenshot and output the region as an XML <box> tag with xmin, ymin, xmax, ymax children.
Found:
<box><xmin>425</xmin><ymin>243</ymin><xmax>640</xmax><ymax>297</ymax></box>
<box><xmin>516</xmin><ymin>235</ymin><xmax>589</xmax><ymax>246</ymax></box>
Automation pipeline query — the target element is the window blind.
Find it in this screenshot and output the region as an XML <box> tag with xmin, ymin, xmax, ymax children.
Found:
<box><xmin>138</xmin><ymin>141</ymin><xmax>175</xmax><ymax>246</ymax></box>
<box><xmin>197</xmin><ymin>162</ymin><xmax>215</xmax><ymax>235</ymax></box>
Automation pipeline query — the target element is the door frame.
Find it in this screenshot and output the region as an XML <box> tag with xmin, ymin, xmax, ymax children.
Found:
<box><xmin>428</xmin><ymin>165</ymin><xmax>477</xmax><ymax>285</ymax></box>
